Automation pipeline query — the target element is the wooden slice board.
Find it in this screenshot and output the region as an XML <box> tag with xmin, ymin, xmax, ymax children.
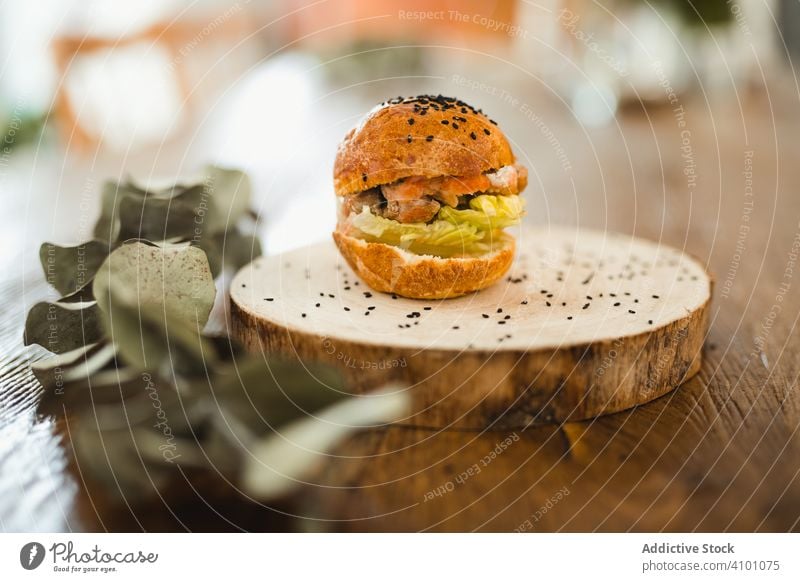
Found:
<box><xmin>230</xmin><ymin>228</ymin><xmax>711</xmax><ymax>429</ymax></box>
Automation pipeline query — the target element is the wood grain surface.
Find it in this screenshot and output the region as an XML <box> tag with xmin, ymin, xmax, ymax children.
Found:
<box><xmin>230</xmin><ymin>228</ymin><xmax>711</xmax><ymax>427</ymax></box>
<box><xmin>2</xmin><ymin>81</ymin><xmax>800</xmax><ymax>532</ymax></box>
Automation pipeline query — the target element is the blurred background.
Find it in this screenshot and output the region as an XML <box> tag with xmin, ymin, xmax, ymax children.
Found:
<box><xmin>1</xmin><ymin>0</ymin><xmax>795</xmax><ymax>266</ymax></box>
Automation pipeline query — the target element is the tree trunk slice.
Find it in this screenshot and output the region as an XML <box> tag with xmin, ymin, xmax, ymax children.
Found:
<box><xmin>230</xmin><ymin>228</ymin><xmax>711</xmax><ymax>429</ymax></box>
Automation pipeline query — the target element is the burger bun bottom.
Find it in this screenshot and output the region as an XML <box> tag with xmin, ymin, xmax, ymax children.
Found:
<box><xmin>332</xmin><ymin>230</ymin><xmax>515</xmax><ymax>299</ymax></box>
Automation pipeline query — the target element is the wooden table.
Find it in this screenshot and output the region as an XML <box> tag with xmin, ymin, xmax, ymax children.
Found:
<box><xmin>2</xmin><ymin>78</ymin><xmax>799</xmax><ymax>532</ymax></box>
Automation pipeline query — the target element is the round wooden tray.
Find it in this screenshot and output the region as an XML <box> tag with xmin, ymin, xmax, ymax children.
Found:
<box><xmin>230</xmin><ymin>227</ymin><xmax>711</xmax><ymax>429</ymax></box>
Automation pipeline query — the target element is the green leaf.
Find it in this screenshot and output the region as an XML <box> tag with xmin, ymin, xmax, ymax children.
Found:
<box><xmin>31</xmin><ymin>343</ymin><xmax>107</xmax><ymax>388</ymax></box>
<box><xmin>117</xmin><ymin>184</ymin><xmax>208</xmax><ymax>241</ymax></box>
<box><xmin>242</xmin><ymin>386</ymin><xmax>409</xmax><ymax>499</ymax></box>
<box><xmin>31</xmin><ymin>342</ymin><xmax>121</xmax><ymax>414</ymax></box>
<box><xmin>98</xmin><ymin>287</ymin><xmax>214</xmax><ymax>376</ymax></box>
<box><xmin>39</xmin><ymin>240</ymin><xmax>110</xmax><ymax>295</ymax></box>
<box><xmin>209</xmin><ymin>357</ymin><xmax>349</xmax><ymax>431</ymax></box>
<box><xmin>93</xmin><ymin>241</ymin><xmax>216</xmax><ymax>328</ymax></box>
<box><xmin>57</xmin><ymin>281</ymin><xmax>96</xmax><ymax>303</ymax></box>
<box><xmin>24</xmin><ymin>301</ymin><xmax>104</xmax><ymax>353</ymax></box>
<box><xmin>203</xmin><ymin>165</ymin><xmax>252</xmax><ymax>230</ymax></box>
<box><xmin>220</xmin><ymin>230</ymin><xmax>262</xmax><ymax>273</ymax></box>
<box><xmin>94</xmin><ymin>180</ymin><xmax>139</xmax><ymax>243</ymax></box>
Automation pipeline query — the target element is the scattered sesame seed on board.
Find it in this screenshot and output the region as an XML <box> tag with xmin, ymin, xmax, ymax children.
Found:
<box><xmin>231</xmin><ymin>227</ymin><xmax>711</xmax><ymax>426</ymax></box>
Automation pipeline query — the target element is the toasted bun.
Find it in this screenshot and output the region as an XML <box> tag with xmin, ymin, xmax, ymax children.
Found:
<box><xmin>332</xmin><ymin>230</ymin><xmax>514</xmax><ymax>299</ymax></box>
<box><xmin>334</xmin><ymin>95</ymin><xmax>515</xmax><ymax>197</ymax></box>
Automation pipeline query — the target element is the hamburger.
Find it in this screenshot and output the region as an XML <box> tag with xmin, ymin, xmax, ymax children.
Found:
<box><xmin>333</xmin><ymin>95</ymin><xmax>527</xmax><ymax>299</ymax></box>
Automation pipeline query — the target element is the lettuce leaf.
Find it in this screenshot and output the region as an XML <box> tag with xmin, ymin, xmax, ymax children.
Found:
<box><xmin>438</xmin><ymin>194</ymin><xmax>525</xmax><ymax>231</ymax></box>
<box><xmin>347</xmin><ymin>195</ymin><xmax>524</xmax><ymax>258</ymax></box>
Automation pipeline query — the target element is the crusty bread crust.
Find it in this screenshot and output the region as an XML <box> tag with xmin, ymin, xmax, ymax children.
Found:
<box><xmin>332</xmin><ymin>230</ymin><xmax>514</xmax><ymax>299</ymax></box>
<box><xmin>334</xmin><ymin>97</ymin><xmax>515</xmax><ymax>197</ymax></box>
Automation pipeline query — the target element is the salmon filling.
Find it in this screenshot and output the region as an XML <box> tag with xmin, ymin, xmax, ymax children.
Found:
<box><xmin>342</xmin><ymin>164</ymin><xmax>527</xmax><ymax>224</ymax></box>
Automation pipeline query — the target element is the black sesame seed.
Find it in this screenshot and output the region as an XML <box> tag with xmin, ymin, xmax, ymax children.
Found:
<box><xmin>652</xmin><ymin>294</ymin><xmax>660</xmax><ymax>299</ymax></box>
<box><xmin>362</xmin><ymin>174</ymin><xmax>367</xmax><ymax>182</ymax></box>
<box><xmin>614</xmin><ymin>302</ymin><xmax>621</xmax><ymax>306</ymax></box>
<box><xmin>483</xmin><ymin>128</ymin><xmax>491</xmax><ymax>135</ymax></box>
<box><xmin>364</xmin><ymin>292</ymin><xmax>372</xmax><ymax>298</ymax></box>
<box><xmin>407</xmin><ymin>118</ymin><xmax>415</xmax><ymax>125</ymax></box>
<box><xmin>391</xmin><ymin>294</ymin><xmax>398</xmax><ymax>299</ymax></box>
<box><xmin>470</xmin><ymin>132</ymin><xmax>477</xmax><ymax>140</ymax></box>
<box><xmin>452</xmin><ymin>123</ymin><xmax>459</xmax><ymax>129</ymax></box>
<box><xmin>504</xmin><ymin>315</ymin><xmax>511</xmax><ymax>320</ymax></box>
<box><xmin>521</xmin><ymin>300</ymin><xmax>528</xmax><ymax>305</ymax></box>
<box><xmin>561</xmin><ymin>302</ymin><xmax>566</xmax><ymax>306</ymax></box>
<box><xmin>497</xmin><ymin>308</ymin><xmax>503</xmax><ymax>313</ymax></box>
<box><xmin>582</xmin><ymin>303</ymin><xmax>590</xmax><ymax>310</ymax></box>
<box><xmin>482</xmin><ymin>314</ymin><xmax>490</xmax><ymax>318</ymax></box>
<box><xmin>407</xmin><ymin>134</ymin><xmax>412</xmax><ymax>143</ymax></box>
<box><xmin>364</xmin><ymin>311</ymin><xmax>370</xmax><ymax>316</ymax></box>
<box><xmin>264</xmin><ymin>297</ymin><xmax>274</xmax><ymax>301</ymax></box>
<box><xmin>344</xmin><ymin>286</ymin><xmax>351</xmax><ymax>291</ymax></box>
<box><xmin>367</xmin><ymin>306</ymin><xmax>375</xmax><ymax>310</ymax></box>
<box><xmin>426</xmin><ymin>135</ymin><xmax>434</xmax><ymax>142</ymax></box>
<box><xmin>328</xmin><ymin>294</ymin><xmax>335</xmax><ymax>298</ymax></box>
<box><xmin>452</xmin><ymin>326</ymin><xmax>460</xmax><ymax>330</ymax></box>
<box><xmin>315</xmin><ymin>303</ymin><xmax>320</xmax><ymax>307</ymax></box>
<box><xmin>628</xmin><ymin>310</ymin><xmax>636</xmax><ymax>314</ymax></box>
<box><xmin>301</xmin><ymin>313</ymin><xmax>307</xmax><ymax>318</ymax></box>
<box><xmin>344</xmin><ymin>307</ymin><xmax>350</xmax><ymax>311</ymax></box>
<box><xmin>423</xmin><ymin>306</ymin><xmax>432</xmax><ymax>310</ymax></box>
<box><xmin>648</xmin><ymin>319</ymin><xmax>654</xmax><ymax>324</ymax></box>
<box><xmin>441</xmin><ymin>120</ymin><xmax>449</xmax><ymax>125</ymax></box>
<box><xmin>498</xmin><ymin>321</ymin><xmax>506</xmax><ymax>325</ymax></box>
<box><xmin>546</xmin><ymin>301</ymin><xmax>551</xmax><ymax>307</ymax></box>
<box><xmin>567</xmin><ymin>316</ymin><xmax>573</xmax><ymax>320</ymax></box>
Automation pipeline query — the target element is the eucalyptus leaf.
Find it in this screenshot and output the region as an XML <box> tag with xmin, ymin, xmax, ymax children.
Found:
<box><xmin>71</xmin><ymin>423</ymin><xmax>174</xmax><ymax>496</ymax></box>
<box><xmin>93</xmin><ymin>241</ymin><xmax>216</xmax><ymax>329</ymax></box>
<box><xmin>58</xmin><ymin>281</ymin><xmax>96</xmax><ymax>303</ymax></box>
<box><xmin>203</xmin><ymin>165</ymin><xmax>252</xmax><ymax>230</ymax></box>
<box><xmin>31</xmin><ymin>343</ymin><xmax>105</xmax><ymax>387</ymax></box>
<box><xmin>24</xmin><ymin>301</ymin><xmax>103</xmax><ymax>354</ymax></box>
<box><xmin>32</xmin><ymin>342</ymin><xmax>117</xmax><ymax>415</ymax></box>
<box><xmin>219</xmin><ymin>230</ymin><xmax>262</xmax><ymax>273</ymax></box>
<box><xmin>39</xmin><ymin>240</ymin><xmax>109</xmax><ymax>295</ymax></box>
<box><xmin>209</xmin><ymin>357</ymin><xmax>349</xmax><ymax>432</ymax></box>
<box><xmin>94</xmin><ymin>179</ymin><xmax>136</xmax><ymax>243</ymax></box>
<box><xmin>242</xmin><ymin>387</ymin><xmax>409</xmax><ymax>499</ymax></box>
<box><xmin>195</xmin><ymin>235</ymin><xmax>223</xmax><ymax>279</ymax></box>
<box><xmin>117</xmin><ymin>184</ymin><xmax>208</xmax><ymax>241</ymax></box>
<box><xmin>97</xmin><ymin>281</ymin><xmax>214</xmax><ymax>377</ymax></box>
